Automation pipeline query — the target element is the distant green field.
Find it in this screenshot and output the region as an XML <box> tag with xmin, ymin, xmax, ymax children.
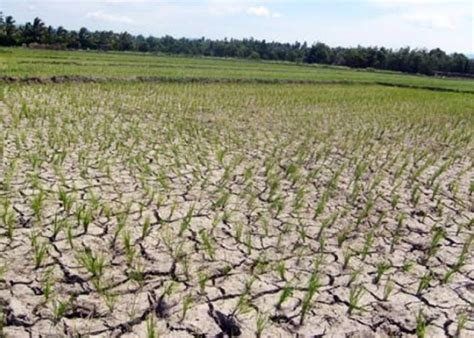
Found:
<box><xmin>1</xmin><ymin>47</ymin><xmax>473</xmax><ymax>92</ymax></box>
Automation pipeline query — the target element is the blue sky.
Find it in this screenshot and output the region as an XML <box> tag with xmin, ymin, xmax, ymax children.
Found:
<box><xmin>2</xmin><ymin>0</ymin><xmax>473</xmax><ymax>53</ymax></box>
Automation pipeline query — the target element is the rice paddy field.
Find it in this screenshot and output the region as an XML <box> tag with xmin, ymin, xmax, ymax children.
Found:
<box><xmin>0</xmin><ymin>48</ymin><xmax>473</xmax><ymax>337</ymax></box>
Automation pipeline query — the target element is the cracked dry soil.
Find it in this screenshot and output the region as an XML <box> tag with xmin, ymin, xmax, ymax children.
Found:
<box><xmin>0</xmin><ymin>82</ymin><xmax>473</xmax><ymax>337</ymax></box>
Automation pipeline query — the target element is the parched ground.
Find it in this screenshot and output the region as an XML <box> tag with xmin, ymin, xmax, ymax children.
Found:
<box><xmin>0</xmin><ymin>82</ymin><xmax>473</xmax><ymax>337</ymax></box>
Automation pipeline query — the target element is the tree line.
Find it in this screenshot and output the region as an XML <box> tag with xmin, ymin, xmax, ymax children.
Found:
<box><xmin>1</xmin><ymin>14</ymin><xmax>472</xmax><ymax>76</ymax></box>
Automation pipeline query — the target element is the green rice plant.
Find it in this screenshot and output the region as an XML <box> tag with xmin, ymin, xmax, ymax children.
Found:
<box><xmin>300</xmin><ymin>272</ymin><xmax>320</xmax><ymax>325</ymax></box>
<box><xmin>214</xmin><ymin>190</ymin><xmax>230</xmax><ymax>210</ymax></box>
<box><xmin>425</xmin><ymin>226</ymin><xmax>445</xmax><ymax>262</ymax></box>
<box><xmin>0</xmin><ymin>265</ymin><xmax>6</xmax><ymax>280</ymax></box>
<box><xmin>178</xmin><ymin>205</ymin><xmax>194</xmax><ymax>237</ymax></box>
<box><xmin>198</xmin><ymin>272</ymin><xmax>209</xmax><ymax>294</ymax></box>
<box><xmin>141</xmin><ymin>215</ymin><xmax>152</xmax><ymax>239</ymax></box>
<box><xmin>416</xmin><ymin>272</ymin><xmax>433</xmax><ymax>296</ymax></box>
<box><xmin>292</xmin><ymin>186</ymin><xmax>306</xmax><ymax>213</ymax></box>
<box><xmin>391</xmin><ymin>193</ymin><xmax>400</xmax><ymax>209</ymax></box>
<box><xmin>455</xmin><ymin>219</ymin><xmax>472</xmax><ymax>236</ymax></box>
<box><xmin>235</xmin><ymin>294</ymin><xmax>253</xmax><ymax>316</ymax></box>
<box><xmin>239</xmin><ymin>277</ymin><xmax>254</xmax><ymax>298</ymax></box>
<box><xmin>245</xmin><ymin>190</ymin><xmax>257</xmax><ymax>210</ymax></box>
<box><xmin>102</xmin><ymin>203</ymin><xmax>112</xmax><ymax>219</ymax></box>
<box><xmin>267</xmin><ymin>174</ymin><xmax>280</xmax><ymax>202</ymax></box>
<box><xmin>270</xmin><ymin>195</ymin><xmax>285</xmax><ymax>217</ymax></box>
<box><xmin>402</xmin><ymin>259</ymin><xmax>414</xmax><ymax>272</ymax></box>
<box><xmin>275</xmin><ymin>260</ymin><xmax>286</xmax><ymax>281</ymax></box>
<box><xmin>457</xmin><ymin>234</ymin><xmax>473</xmax><ymax>266</ymax></box>
<box><xmin>181</xmin><ymin>294</ymin><xmax>193</xmax><ymax>321</ymax></box>
<box><xmin>353</xmin><ymin>160</ymin><xmax>368</xmax><ymax>183</ymax></box>
<box><xmin>373</xmin><ymin>211</ymin><xmax>386</xmax><ymax>229</ymax></box>
<box><xmin>348</xmin><ymin>284</ymin><xmax>365</xmax><ymax>315</ymax></box>
<box><xmin>234</xmin><ymin>222</ymin><xmax>244</xmax><ymax>243</ymax></box>
<box><xmin>76</xmin><ymin>248</ymin><xmax>105</xmax><ymax>278</ymax></box>
<box><xmin>245</xmin><ymin>231</ymin><xmax>253</xmax><ymax>255</ymax></box>
<box><xmin>393</xmin><ymin>158</ymin><xmax>409</xmax><ymax>182</ymax></box>
<box><xmin>337</xmin><ymin>225</ymin><xmax>352</xmax><ymax>248</ymax></box>
<box><xmin>51</xmin><ymin>216</ymin><xmax>66</xmax><ymax>241</ymax></box>
<box><xmin>342</xmin><ymin>249</ymin><xmax>354</xmax><ymax>270</ymax></box>
<box><xmin>260</xmin><ymin>217</ymin><xmax>269</xmax><ymax>237</ymax></box>
<box><xmin>348</xmin><ymin>182</ymin><xmax>362</xmax><ymax>205</ymax></box>
<box><xmin>431</xmin><ymin>182</ymin><xmax>441</xmax><ymax>201</ymax></box>
<box><xmin>411</xmin><ymin>157</ymin><xmax>433</xmax><ymax>183</ymax></box>
<box><xmin>181</xmin><ymin>254</ymin><xmax>191</xmax><ymax>280</ymax></box>
<box><xmin>221</xmin><ymin>264</ymin><xmax>233</xmax><ymax>277</ymax></box>
<box><xmin>41</xmin><ymin>268</ymin><xmax>55</xmax><ymax>302</ymax></box>
<box><xmin>31</xmin><ymin>190</ymin><xmax>46</xmax><ymax>221</ymax></box>
<box><xmin>256</xmin><ymin>311</ymin><xmax>269</xmax><ymax>338</ymax></box>
<box><xmin>390</xmin><ymin>212</ymin><xmax>406</xmax><ymax>253</ymax></box>
<box><xmin>356</xmin><ymin>197</ymin><xmax>375</xmax><ymax>227</ymax></box>
<box><xmin>441</xmin><ymin>267</ymin><xmax>456</xmax><ymax>285</ymax></box>
<box><xmin>360</xmin><ymin>229</ymin><xmax>375</xmax><ymax>261</ymax></box>
<box><xmin>411</xmin><ymin>184</ymin><xmax>421</xmax><ymax>207</ymax></box>
<box><xmin>79</xmin><ymin>207</ymin><xmax>93</xmax><ymax>233</ymax></box>
<box><xmin>216</xmin><ymin>147</ymin><xmax>226</xmax><ymax>165</ymax></box>
<box><xmin>52</xmin><ymin>297</ymin><xmax>72</xmax><ymax>324</ymax></box>
<box><xmin>276</xmin><ymin>284</ymin><xmax>294</xmax><ymax>309</ymax></box>
<box><xmin>32</xmin><ymin>239</ymin><xmax>49</xmax><ymax>269</ymax></box>
<box><xmin>313</xmin><ymin>190</ymin><xmax>329</xmax><ymax>220</ymax></box>
<box><xmin>318</xmin><ymin>234</ymin><xmax>326</xmax><ymax>256</ymax></box>
<box><xmin>456</xmin><ymin>312</ymin><xmax>467</xmax><ymax>337</ymax></box>
<box><xmin>222</xmin><ymin>210</ymin><xmax>232</xmax><ymax>224</ymax></box>
<box><xmin>288</xmin><ymin>166</ymin><xmax>301</xmax><ymax>187</ymax></box>
<box><xmin>368</xmin><ymin>174</ymin><xmax>383</xmax><ymax>194</ymax></box>
<box><xmin>243</xmin><ymin>166</ymin><xmax>254</xmax><ymax>183</ymax></box>
<box><xmin>88</xmin><ymin>191</ymin><xmax>100</xmax><ymax>214</ymax></box>
<box><xmin>199</xmin><ymin>229</ymin><xmax>216</xmax><ymax>260</ymax></box>
<box><xmin>415</xmin><ymin>310</ymin><xmax>427</xmax><ymax>338</ymax></box>
<box><xmin>64</xmin><ymin>221</ymin><xmax>74</xmax><ymax>249</ymax></box>
<box><xmin>327</xmin><ymin>164</ymin><xmax>345</xmax><ymax>191</ymax></box>
<box><xmin>2</xmin><ymin>161</ymin><xmax>17</xmax><ymax>192</ymax></box>
<box><xmin>2</xmin><ymin>208</ymin><xmax>16</xmax><ymax>241</ymax></box>
<box><xmin>128</xmin><ymin>264</ymin><xmax>145</xmax><ymax>285</ymax></box>
<box><xmin>58</xmin><ymin>188</ymin><xmax>74</xmax><ymax>213</ymax></box>
<box><xmin>348</xmin><ymin>268</ymin><xmax>361</xmax><ymax>287</ymax></box>
<box><xmin>435</xmin><ymin>198</ymin><xmax>444</xmax><ymax>217</ymax></box>
<box><xmin>162</xmin><ymin>280</ymin><xmax>176</xmax><ymax>299</ymax></box>
<box><xmin>374</xmin><ymin>261</ymin><xmax>391</xmax><ymax>284</ymax></box>
<box><xmin>429</xmin><ymin>160</ymin><xmax>451</xmax><ymax>186</ymax></box>
<box><xmin>383</xmin><ymin>279</ymin><xmax>394</xmax><ymax>301</ymax></box>
<box><xmin>122</xmin><ymin>230</ymin><xmax>136</xmax><ymax>266</ymax></box>
<box><xmin>146</xmin><ymin>314</ymin><xmax>158</xmax><ymax>338</ymax></box>
<box><xmin>316</xmin><ymin>213</ymin><xmax>338</xmax><ymax>241</ymax></box>
<box><xmin>114</xmin><ymin>212</ymin><xmax>128</xmax><ymax>240</ymax></box>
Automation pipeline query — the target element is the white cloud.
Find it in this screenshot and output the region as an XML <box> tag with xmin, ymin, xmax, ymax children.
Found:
<box><xmin>246</xmin><ymin>5</ymin><xmax>282</xmax><ymax>18</ymax></box>
<box><xmin>247</xmin><ymin>6</ymin><xmax>270</xmax><ymax>16</ymax></box>
<box><xmin>367</xmin><ymin>0</ymin><xmax>471</xmax><ymax>33</ymax></box>
<box><xmin>85</xmin><ymin>11</ymin><xmax>134</xmax><ymax>24</ymax></box>
<box><xmin>208</xmin><ymin>3</ymin><xmax>243</xmax><ymax>16</ymax></box>
<box><xmin>401</xmin><ymin>12</ymin><xmax>455</xmax><ymax>29</ymax></box>
<box><xmin>208</xmin><ymin>2</ymin><xmax>282</xmax><ymax>18</ymax></box>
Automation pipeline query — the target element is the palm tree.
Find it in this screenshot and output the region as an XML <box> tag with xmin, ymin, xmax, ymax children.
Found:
<box><xmin>32</xmin><ymin>17</ymin><xmax>45</xmax><ymax>43</ymax></box>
